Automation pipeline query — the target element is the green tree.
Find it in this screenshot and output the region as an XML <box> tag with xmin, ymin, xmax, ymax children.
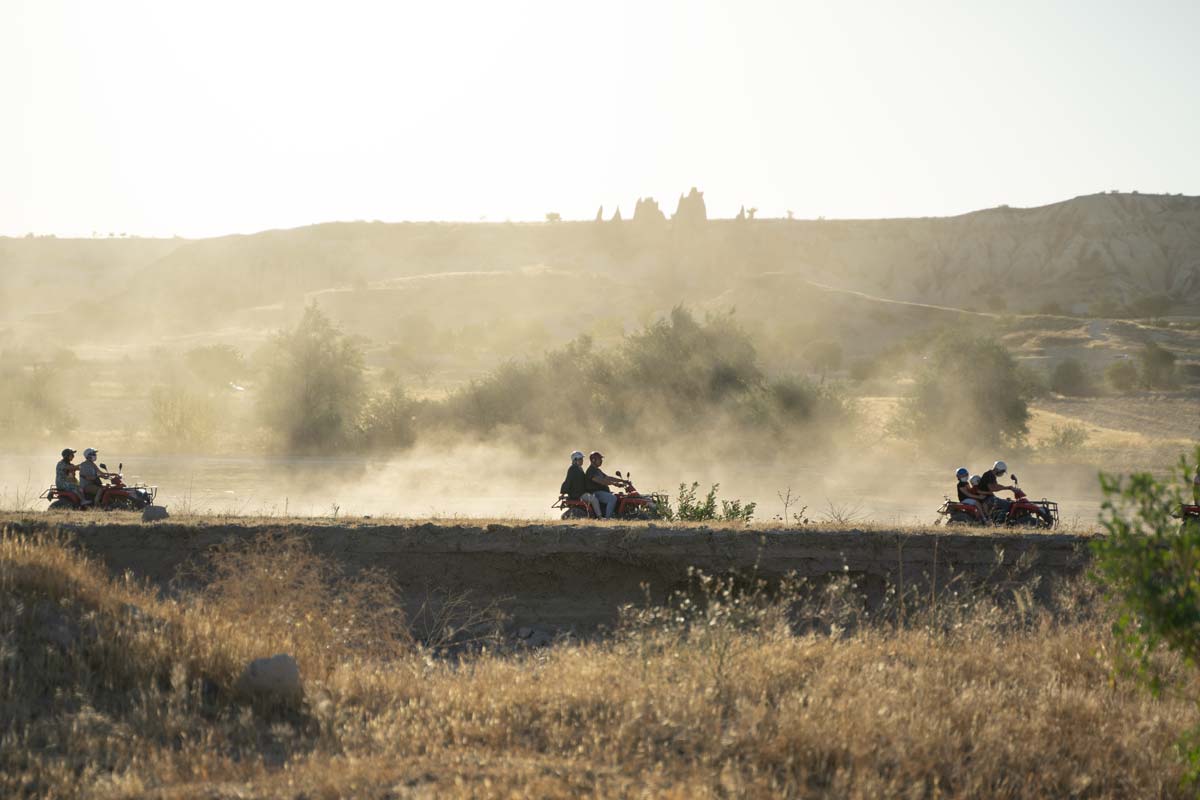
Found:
<box><xmin>1139</xmin><ymin>342</ymin><xmax>1177</xmax><ymax>388</ymax></box>
<box><xmin>1050</xmin><ymin>357</ymin><xmax>1091</xmax><ymax>396</ymax></box>
<box><xmin>1093</xmin><ymin>449</ymin><xmax>1200</xmax><ymax>785</ymax></box>
<box><xmin>896</xmin><ymin>335</ymin><xmax>1031</xmax><ymax>448</ymax></box>
<box><xmin>258</xmin><ymin>305</ymin><xmax>366</xmax><ymax>452</ymax></box>
<box><xmin>1106</xmin><ymin>360</ymin><xmax>1139</xmax><ymax>393</ymax></box>
<box><xmin>358</xmin><ymin>384</ymin><xmax>420</xmax><ymax>450</ymax></box>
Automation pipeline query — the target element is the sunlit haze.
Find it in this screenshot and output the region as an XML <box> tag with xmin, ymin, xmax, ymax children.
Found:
<box><xmin>4</xmin><ymin>0</ymin><xmax>1199</xmax><ymax>237</ymax></box>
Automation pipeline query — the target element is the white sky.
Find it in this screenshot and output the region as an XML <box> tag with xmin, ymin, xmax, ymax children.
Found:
<box><xmin>3</xmin><ymin>0</ymin><xmax>1198</xmax><ymax>237</ymax></box>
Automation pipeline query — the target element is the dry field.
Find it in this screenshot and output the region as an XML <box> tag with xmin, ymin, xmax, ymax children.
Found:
<box><xmin>3</xmin><ymin>527</ymin><xmax>1195</xmax><ymax>798</ymax></box>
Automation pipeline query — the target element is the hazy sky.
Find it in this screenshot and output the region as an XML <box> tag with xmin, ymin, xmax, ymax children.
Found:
<box><xmin>4</xmin><ymin>0</ymin><xmax>1198</xmax><ymax>237</ymax></box>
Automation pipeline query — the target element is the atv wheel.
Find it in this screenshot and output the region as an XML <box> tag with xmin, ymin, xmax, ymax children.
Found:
<box><xmin>948</xmin><ymin>510</ymin><xmax>978</xmax><ymax>525</ymax></box>
<box><xmin>561</xmin><ymin>507</ymin><xmax>589</xmax><ymax>520</ymax></box>
<box><xmin>107</xmin><ymin>497</ymin><xmax>139</xmax><ymax>511</ymax></box>
<box><xmin>47</xmin><ymin>499</ymin><xmax>74</xmax><ymax>511</ymax></box>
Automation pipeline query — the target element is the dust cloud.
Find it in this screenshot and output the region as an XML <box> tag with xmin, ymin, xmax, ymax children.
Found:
<box><xmin>2</xmin><ymin>193</ymin><xmax>1197</xmax><ymax>524</ymax></box>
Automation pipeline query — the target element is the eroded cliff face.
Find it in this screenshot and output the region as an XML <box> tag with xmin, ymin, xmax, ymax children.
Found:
<box><xmin>3</xmin><ymin>518</ymin><xmax>1095</xmax><ymax>633</ymax></box>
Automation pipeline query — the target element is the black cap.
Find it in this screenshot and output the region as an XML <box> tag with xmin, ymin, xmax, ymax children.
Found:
<box><xmin>61</xmin><ymin>448</ymin><xmax>75</xmax><ymax>458</ymax></box>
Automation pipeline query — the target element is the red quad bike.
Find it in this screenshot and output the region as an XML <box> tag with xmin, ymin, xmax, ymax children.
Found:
<box><xmin>938</xmin><ymin>473</ymin><xmax>1059</xmax><ymax>529</ymax></box>
<box><xmin>553</xmin><ymin>470</ymin><xmax>667</xmax><ymax>520</ymax></box>
<box><xmin>1174</xmin><ymin>504</ymin><xmax>1200</xmax><ymax>531</ymax></box>
<box><xmin>41</xmin><ymin>462</ymin><xmax>158</xmax><ymax>511</ymax></box>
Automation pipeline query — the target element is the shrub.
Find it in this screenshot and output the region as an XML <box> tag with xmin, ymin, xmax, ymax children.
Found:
<box><xmin>1035</xmin><ymin>422</ymin><xmax>1090</xmax><ymax>454</ymax></box>
<box><xmin>894</xmin><ymin>335</ymin><xmax>1031</xmax><ymax>448</ymax></box>
<box><xmin>0</xmin><ymin>357</ymin><xmax>77</xmax><ymax>443</ymax></box>
<box><xmin>358</xmin><ymin>384</ymin><xmax>420</xmax><ymax>450</ymax></box>
<box><xmin>257</xmin><ymin>305</ymin><xmax>366</xmax><ymax>452</ymax></box>
<box><xmin>438</xmin><ymin>307</ymin><xmax>849</xmax><ymax>451</ymax></box>
<box><xmin>1093</xmin><ymin>449</ymin><xmax>1200</xmax><ymax>784</ymax></box>
<box><xmin>1139</xmin><ymin>342</ymin><xmax>1177</xmax><ymax>388</ymax></box>
<box><xmin>148</xmin><ymin>383</ymin><xmax>218</xmax><ymax>449</ymax></box>
<box><xmin>1050</xmin><ymin>358</ymin><xmax>1092</xmax><ymax>396</ymax></box>
<box><xmin>664</xmin><ymin>482</ymin><xmax>756</xmax><ymax>523</ymax></box>
<box><xmin>1106</xmin><ymin>360</ymin><xmax>1139</xmax><ymax>393</ymax></box>
<box><xmin>1125</xmin><ymin>293</ymin><xmax>1172</xmax><ymax>318</ymax></box>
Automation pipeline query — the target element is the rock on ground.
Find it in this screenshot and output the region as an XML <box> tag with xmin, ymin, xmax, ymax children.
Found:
<box><xmin>237</xmin><ymin>653</ymin><xmax>302</xmax><ymax>698</ymax></box>
<box><xmin>141</xmin><ymin>505</ymin><xmax>169</xmax><ymax>522</ymax></box>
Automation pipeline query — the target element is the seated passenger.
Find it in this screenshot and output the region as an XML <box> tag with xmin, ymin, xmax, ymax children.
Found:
<box><xmin>561</xmin><ymin>450</ymin><xmax>599</xmax><ymax>516</ymax></box>
<box><xmin>955</xmin><ymin>467</ymin><xmax>987</xmax><ymax>520</ymax></box>
<box><xmin>55</xmin><ymin>448</ymin><xmax>81</xmax><ymax>500</ymax></box>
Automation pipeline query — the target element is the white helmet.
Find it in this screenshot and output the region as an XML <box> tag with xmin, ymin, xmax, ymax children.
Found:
<box><xmin>955</xmin><ymin>467</ymin><xmax>969</xmax><ymax>480</ymax></box>
<box><xmin>993</xmin><ymin>460</ymin><xmax>1007</xmax><ymax>474</ymax></box>
<box><xmin>83</xmin><ymin>447</ymin><xmax>98</xmax><ymax>458</ymax></box>
<box><xmin>570</xmin><ymin>450</ymin><xmax>584</xmax><ymax>462</ymax></box>
<box><xmin>970</xmin><ymin>475</ymin><xmax>982</xmax><ymax>487</ymax></box>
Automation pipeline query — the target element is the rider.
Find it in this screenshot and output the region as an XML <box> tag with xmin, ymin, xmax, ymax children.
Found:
<box><xmin>955</xmin><ymin>467</ymin><xmax>989</xmax><ymax>520</ymax></box>
<box><xmin>585</xmin><ymin>451</ymin><xmax>628</xmax><ymax>519</ymax></box>
<box><xmin>78</xmin><ymin>448</ymin><xmax>116</xmax><ymax>507</ymax></box>
<box><xmin>55</xmin><ymin>448</ymin><xmax>81</xmax><ymax>501</ymax></box>
<box><xmin>560</xmin><ymin>450</ymin><xmax>600</xmax><ymax>517</ymax></box>
<box><xmin>978</xmin><ymin>460</ymin><xmax>1015</xmax><ymax>519</ymax></box>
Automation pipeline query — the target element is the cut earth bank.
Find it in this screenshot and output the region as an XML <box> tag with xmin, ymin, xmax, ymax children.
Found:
<box><xmin>3</xmin><ymin>517</ymin><xmax>1097</xmax><ymax>635</ymax></box>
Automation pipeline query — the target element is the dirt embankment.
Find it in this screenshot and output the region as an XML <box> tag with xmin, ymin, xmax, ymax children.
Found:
<box><xmin>2</xmin><ymin>518</ymin><xmax>1096</xmax><ymax>633</ymax></box>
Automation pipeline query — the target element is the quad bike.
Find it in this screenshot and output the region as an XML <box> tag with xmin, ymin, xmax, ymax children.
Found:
<box><xmin>41</xmin><ymin>463</ymin><xmax>158</xmax><ymax>511</ymax></box>
<box><xmin>1173</xmin><ymin>503</ymin><xmax>1200</xmax><ymax>532</ymax></box>
<box><xmin>553</xmin><ymin>470</ymin><xmax>667</xmax><ymax>520</ymax></box>
<box><xmin>938</xmin><ymin>473</ymin><xmax>1058</xmax><ymax>529</ymax></box>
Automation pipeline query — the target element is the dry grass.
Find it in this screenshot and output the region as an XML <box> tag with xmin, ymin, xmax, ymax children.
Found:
<box><xmin>2</xmin><ymin>527</ymin><xmax>1194</xmax><ymax>798</ymax></box>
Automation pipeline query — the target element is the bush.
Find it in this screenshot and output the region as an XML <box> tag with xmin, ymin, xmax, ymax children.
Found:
<box><xmin>894</xmin><ymin>335</ymin><xmax>1031</xmax><ymax>448</ymax></box>
<box><xmin>1106</xmin><ymin>360</ymin><xmax>1139</xmax><ymax>393</ymax></box>
<box><xmin>663</xmin><ymin>482</ymin><xmax>756</xmax><ymax>523</ymax></box>
<box><xmin>1035</xmin><ymin>422</ymin><xmax>1089</xmax><ymax>455</ymax></box>
<box><xmin>438</xmin><ymin>307</ymin><xmax>850</xmax><ymax>451</ymax></box>
<box><xmin>148</xmin><ymin>383</ymin><xmax>218</xmax><ymax>449</ymax></box>
<box><xmin>0</xmin><ymin>357</ymin><xmax>77</xmax><ymax>443</ymax></box>
<box><xmin>358</xmin><ymin>384</ymin><xmax>420</xmax><ymax>450</ymax></box>
<box><xmin>1050</xmin><ymin>358</ymin><xmax>1092</xmax><ymax>396</ymax></box>
<box><xmin>1093</xmin><ymin>449</ymin><xmax>1200</xmax><ymax>784</ymax></box>
<box><xmin>1139</xmin><ymin>342</ymin><xmax>1177</xmax><ymax>388</ymax></box>
<box><xmin>1125</xmin><ymin>294</ymin><xmax>1172</xmax><ymax>318</ymax></box>
<box><xmin>258</xmin><ymin>305</ymin><xmax>366</xmax><ymax>452</ymax></box>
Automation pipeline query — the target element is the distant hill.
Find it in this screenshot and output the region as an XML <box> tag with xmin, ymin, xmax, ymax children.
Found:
<box><xmin>3</xmin><ymin>192</ymin><xmax>1198</xmax><ymax>346</ymax></box>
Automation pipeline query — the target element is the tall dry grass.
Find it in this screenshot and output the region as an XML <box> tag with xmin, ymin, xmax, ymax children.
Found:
<box><xmin>1</xmin><ymin>527</ymin><xmax>1194</xmax><ymax>798</ymax></box>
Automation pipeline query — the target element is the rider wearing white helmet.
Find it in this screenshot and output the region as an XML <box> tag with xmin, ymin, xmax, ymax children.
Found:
<box><xmin>955</xmin><ymin>467</ymin><xmax>988</xmax><ymax>518</ymax></box>
<box><xmin>78</xmin><ymin>447</ymin><xmax>115</xmax><ymax>506</ymax></box>
<box><xmin>978</xmin><ymin>460</ymin><xmax>1015</xmax><ymax>518</ymax></box>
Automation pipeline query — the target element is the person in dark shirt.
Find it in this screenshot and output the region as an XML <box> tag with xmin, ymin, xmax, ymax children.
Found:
<box><xmin>954</xmin><ymin>466</ymin><xmax>988</xmax><ymax>521</ymax></box>
<box><xmin>560</xmin><ymin>450</ymin><xmax>600</xmax><ymax>515</ymax></box>
<box><xmin>584</xmin><ymin>450</ymin><xmax>627</xmax><ymax>519</ymax></box>
<box><xmin>978</xmin><ymin>459</ymin><xmax>1015</xmax><ymax>519</ymax></box>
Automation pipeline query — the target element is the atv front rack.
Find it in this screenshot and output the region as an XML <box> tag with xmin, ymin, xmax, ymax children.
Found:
<box><xmin>1038</xmin><ymin>499</ymin><xmax>1060</xmax><ymax>526</ymax></box>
